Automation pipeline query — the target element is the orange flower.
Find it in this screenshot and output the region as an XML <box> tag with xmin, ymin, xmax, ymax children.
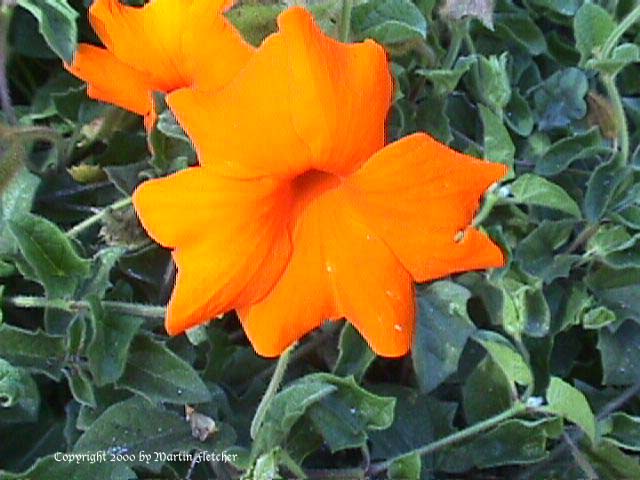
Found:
<box><xmin>64</xmin><ymin>0</ymin><xmax>252</xmax><ymax>128</ymax></box>
<box><xmin>133</xmin><ymin>7</ymin><xmax>508</xmax><ymax>357</ymax></box>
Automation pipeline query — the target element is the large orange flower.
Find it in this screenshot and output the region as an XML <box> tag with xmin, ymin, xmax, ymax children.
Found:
<box><xmin>64</xmin><ymin>0</ymin><xmax>252</xmax><ymax>127</ymax></box>
<box><xmin>133</xmin><ymin>7</ymin><xmax>508</xmax><ymax>357</ymax></box>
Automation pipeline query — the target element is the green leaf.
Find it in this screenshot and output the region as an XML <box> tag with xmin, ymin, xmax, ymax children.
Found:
<box><xmin>535</xmin><ymin>127</ymin><xmax>606</xmax><ymax>176</ymax></box>
<box><xmin>597</xmin><ymin>320</ymin><xmax>640</xmax><ymax>385</ymax></box>
<box><xmin>412</xmin><ymin>281</ymin><xmax>476</xmax><ymax>392</ymax></box>
<box><xmin>251</xmin><ymin>380</ymin><xmax>337</xmax><ymax>458</ymax></box>
<box><xmin>333</xmin><ymin>323</ymin><xmax>375</xmax><ymax>382</ymax></box>
<box><xmin>574</xmin><ymin>2</ymin><xmax>615</xmax><ymax>65</ymax></box>
<box><xmin>494</xmin><ymin>12</ymin><xmax>547</xmax><ymax>56</ymax></box>
<box><xmin>0</xmin><ymin>166</ymin><xmax>39</xmax><ymax>222</ymax></box>
<box><xmin>504</xmin><ymin>90</ymin><xmax>534</xmax><ymax>136</ymax></box>
<box><xmin>87</xmin><ymin>298</ymin><xmax>142</xmax><ymax>386</ymax></box>
<box><xmin>534</xmin><ymin>68</ymin><xmax>588</xmax><ymax>130</ymax></box>
<box><xmin>586</xmin><ymin>43</ymin><xmax>640</xmax><ymax>75</ymax></box>
<box><xmin>117</xmin><ymin>335</ymin><xmax>211</xmax><ymax>404</ymax></box>
<box><xmin>0</xmin><ymin>324</ymin><xmax>65</xmax><ymax>380</ymax></box>
<box><xmin>463</xmin><ymin>356</ymin><xmax>513</xmax><ymax>424</ymax></box>
<box><xmin>584</xmin><ymin>159</ymin><xmax>627</xmax><ymax>222</ymax></box>
<box><xmin>582</xmin><ymin>306</ymin><xmax>617</xmax><ymax>329</ymax></box>
<box><xmin>477</xmin><ymin>54</ymin><xmax>511</xmax><ymax>112</ymax></box>
<box><xmin>77</xmin><ymin>247</ymin><xmax>126</xmax><ymax>299</ymax></box>
<box><xmin>529</xmin><ymin>0</ymin><xmax>580</xmax><ymax>16</ymax></box>
<box><xmin>63</xmin><ymin>367</ymin><xmax>96</xmax><ymax>408</ymax></box>
<box><xmin>587</xmin><ymin>267</ymin><xmax>640</xmax><ymax>321</ymax></box>
<box><xmin>368</xmin><ymin>385</ymin><xmax>456</xmax><ymax>460</ymax></box>
<box><xmin>479</xmin><ymin>104</ymin><xmax>515</xmax><ymax>173</ymax></box>
<box><xmin>8</xmin><ymin>213</ymin><xmax>90</xmax><ymax>298</ymax></box>
<box><xmin>472</xmin><ymin>330</ymin><xmax>533</xmax><ymax>386</ymax></box>
<box><xmin>585</xmin><ymin>439</ymin><xmax>640</xmax><ymax>479</ymax></box>
<box><xmin>439</xmin><ymin>418</ymin><xmax>562</xmax><ymax>471</ymax></box>
<box><xmin>0</xmin><ymin>359</ymin><xmax>39</xmax><ymax>423</ymax></box>
<box><xmin>0</xmin><ymin>455</ymin><xmax>136</xmax><ymax>480</ymax></box>
<box><xmin>514</xmin><ymin>220</ymin><xmax>579</xmax><ymax>282</ymax></box>
<box><xmin>16</xmin><ymin>0</ymin><xmax>78</xmax><ymax>62</ymax></box>
<box><xmin>415</xmin><ymin>56</ymin><xmax>474</xmax><ymax>95</ymax></box>
<box><xmin>351</xmin><ymin>0</ymin><xmax>427</xmax><ymax>45</ymax></box>
<box><xmin>603</xmin><ymin>413</ymin><xmax>640</xmax><ymax>451</ymax></box>
<box><xmin>510</xmin><ymin>174</ymin><xmax>582</xmax><ymax>218</ymax></box>
<box><xmin>74</xmin><ymin>396</ymin><xmax>210</xmax><ymax>472</ymax></box>
<box><xmin>305</xmin><ymin>374</ymin><xmax>395</xmax><ymax>452</ymax></box>
<box><xmin>544</xmin><ymin>376</ymin><xmax>596</xmax><ymax>442</ymax></box>
<box><xmin>513</xmin><ymin>284</ymin><xmax>551</xmax><ymax>337</ymax></box>
<box><xmin>389</xmin><ymin>452</ymin><xmax>421</xmax><ymax>480</ymax></box>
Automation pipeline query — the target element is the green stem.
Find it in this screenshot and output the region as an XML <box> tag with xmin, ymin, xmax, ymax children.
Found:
<box><xmin>602</xmin><ymin>73</ymin><xmax>629</xmax><ymax>164</ymax></box>
<box><xmin>601</xmin><ymin>4</ymin><xmax>640</xmax><ymax>60</ymax></box>
<box><xmin>66</xmin><ymin>196</ymin><xmax>133</xmax><ymax>238</ymax></box>
<box><xmin>338</xmin><ymin>0</ymin><xmax>353</xmax><ymax>42</ymax></box>
<box><xmin>250</xmin><ymin>342</ymin><xmax>296</xmax><ymax>439</ymax></box>
<box><xmin>4</xmin><ymin>295</ymin><xmax>166</xmax><ymax>318</ymax></box>
<box><xmin>368</xmin><ymin>402</ymin><xmax>527</xmax><ymax>475</ymax></box>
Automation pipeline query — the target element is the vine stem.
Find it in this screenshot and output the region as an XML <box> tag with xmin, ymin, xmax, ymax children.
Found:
<box><xmin>600</xmin><ymin>4</ymin><xmax>640</xmax><ymax>60</ymax></box>
<box><xmin>4</xmin><ymin>295</ymin><xmax>166</xmax><ymax>318</ymax></box>
<box><xmin>250</xmin><ymin>342</ymin><xmax>297</xmax><ymax>440</ymax></box>
<box><xmin>368</xmin><ymin>402</ymin><xmax>528</xmax><ymax>475</ymax></box>
<box><xmin>338</xmin><ymin>0</ymin><xmax>353</xmax><ymax>42</ymax></box>
<box><xmin>66</xmin><ymin>196</ymin><xmax>133</xmax><ymax>238</ymax></box>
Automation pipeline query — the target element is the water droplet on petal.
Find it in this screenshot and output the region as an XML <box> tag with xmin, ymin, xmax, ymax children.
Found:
<box><xmin>394</xmin><ymin>324</ymin><xmax>403</xmax><ymax>332</ymax></box>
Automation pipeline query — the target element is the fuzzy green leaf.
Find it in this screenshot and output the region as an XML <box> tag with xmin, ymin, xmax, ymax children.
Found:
<box><xmin>117</xmin><ymin>335</ymin><xmax>211</xmax><ymax>404</ymax></box>
<box><xmin>16</xmin><ymin>0</ymin><xmax>78</xmax><ymax>62</ymax></box>
<box><xmin>544</xmin><ymin>376</ymin><xmax>596</xmax><ymax>442</ymax></box>
<box><xmin>412</xmin><ymin>281</ymin><xmax>476</xmax><ymax>392</ymax></box>
<box><xmin>510</xmin><ymin>174</ymin><xmax>581</xmax><ymax>218</ymax></box>
<box><xmin>8</xmin><ymin>213</ymin><xmax>90</xmax><ymax>298</ymax></box>
<box><xmin>352</xmin><ymin>0</ymin><xmax>427</xmax><ymax>45</ymax></box>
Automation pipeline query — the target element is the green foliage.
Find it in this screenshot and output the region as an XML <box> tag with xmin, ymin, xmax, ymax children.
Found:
<box><xmin>2</xmin><ymin>0</ymin><xmax>640</xmax><ymax>478</ymax></box>
<box><xmin>14</xmin><ymin>0</ymin><xmax>77</xmax><ymax>62</ymax></box>
<box><xmin>351</xmin><ymin>0</ymin><xmax>427</xmax><ymax>45</ymax></box>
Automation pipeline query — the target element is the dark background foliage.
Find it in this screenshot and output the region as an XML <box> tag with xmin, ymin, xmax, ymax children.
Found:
<box><xmin>1</xmin><ymin>0</ymin><xmax>640</xmax><ymax>478</ymax></box>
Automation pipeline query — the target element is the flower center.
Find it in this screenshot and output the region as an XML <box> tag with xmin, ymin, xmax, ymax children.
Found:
<box><xmin>290</xmin><ymin>169</ymin><xmax>341</xmax><ymax>218</ymax></box>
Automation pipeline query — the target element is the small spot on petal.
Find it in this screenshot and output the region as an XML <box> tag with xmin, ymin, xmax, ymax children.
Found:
<box><xmin>394</xmin><ymin>324</ymin><xmax>403</xmax><ymax>332</ymax></box>
<box><xmin>454</xmin><ymin>230</ymin><xmax>466</xmax><ymax>243</ymax></box>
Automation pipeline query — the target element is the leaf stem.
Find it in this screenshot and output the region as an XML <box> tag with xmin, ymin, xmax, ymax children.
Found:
<box><xmin>601</xmin><ymin>4</ymin><xmax>640</xmax><ymax>60</ymax></box>
<box><xmin>368</xmin><ymin>402</ymin><xmax>528</xmax><ymax>475</ymax></box>
<box><xmin>66</xmin><ymin>196</ymin><xmax>133</xmax><ymax>238</ymax></box>
<box><xmin>4</xmin><ymin>295</ymin><xmax>166</xmax><ymax>318</ymax></box>
<box><xmin>250</xmin><ymin>342</ymin><xmax>296</xmax><ymax>439</ymax></box>
<box><xmin>338</xmin><ymin>0</ymin><xmax>353</xmax><ymax>42</ymax></box>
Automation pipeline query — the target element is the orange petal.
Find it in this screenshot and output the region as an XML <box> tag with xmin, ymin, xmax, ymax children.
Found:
<box><xmin>276</xmin><ymin>7</ymin><xmax>393</xmax><ymax>173</ymax></box>
<box><xmin>89</xmin><ymin>0</ymin><xmax>189</xmax><ymax>90</ymax></box>
<box><xmin>132</xmin><ymin>167</ymin><xmax>292</xmax><ymax>334</ymax></box>
<box><xmin>167</xmin><ymin>6</ymin><xmax>392</xmax><ymax>178</ymax></box>
<box><xmin>64</xmin><ymin>44</ymin><xmax>153</xmax><ymax>116</ymax></box>
<box><xmin>344</xmin><ymin>133</ymin><xmax>508</xmax><ymax>282</ymax></box>
<box><xmin>182</xmin><ymin>0</ymin><xmax>255</xmax><ymax>91</ymax></box>
<box><xmin>239</xmin><ymin>189</ymin><xmax>414</xmax><ymax>357</ymax></box>
<box><xmin>88</xmin><ymin>0</ymin><xmax>248</xmax><ymax>94</ymax></box>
